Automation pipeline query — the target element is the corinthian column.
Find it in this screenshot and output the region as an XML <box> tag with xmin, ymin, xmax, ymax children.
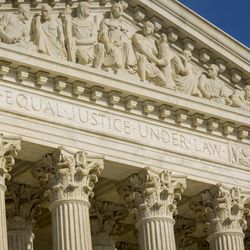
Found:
<box><xmin>0</xmin><ymin>134</ymin><xmax>21</xmax><ymax>250</ymax></box>
<box><xmin>117</xmin><ymin>167</ymin><xmax>187</xmax><ymax>250</ymax></box>
<box><xmin>32</xmin><ymin>147</ymin><xmax>104</xmax><ymax>250</ymax></box>
<box><xmin>201</xmin><ymin>185</ymin><xmax>250</xmax><ymax>250</ymax></box>
<box><xmin>6</xmin><ymin>183</ymin><xmax>41</xmax><ymax>250</ymax></box>
<box><xmin>90</xmin><ymin>200</ymin><xmax>128</xmax><ymax>250</ymax></box>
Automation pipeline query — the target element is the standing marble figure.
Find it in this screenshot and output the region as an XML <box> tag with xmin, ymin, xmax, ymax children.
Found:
<box><xmin>33</xmin><ymin>4</ymin><xmax>67</xmax><ymax>59</ymax></box>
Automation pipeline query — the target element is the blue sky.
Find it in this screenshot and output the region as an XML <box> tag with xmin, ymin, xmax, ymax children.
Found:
<box><xmin>179</xmin><ymin>0</ymin><xmax>250</xmax><ymax>48</ymax></box>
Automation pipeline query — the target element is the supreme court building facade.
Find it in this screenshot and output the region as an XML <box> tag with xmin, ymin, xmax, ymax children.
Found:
<box><xmin>0</xmin><ymin>0</ymin><xmax>249</xmax><ymax>250</ymax></box>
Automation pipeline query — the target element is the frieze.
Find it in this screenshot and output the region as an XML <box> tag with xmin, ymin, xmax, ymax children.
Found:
<box><xmin>0</xmin><ymin>1</ymin><xmax>249</xmax><ymax>112</ymax></box>
<box><xmin>0</xmin><ymin>84</ymin><xmax>249</xmax><ymax>169</ymax></box>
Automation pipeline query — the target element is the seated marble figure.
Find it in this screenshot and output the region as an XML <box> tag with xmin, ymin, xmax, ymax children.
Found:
<box><xmin>132</xmin><ymin>21</ymin><xmax>175</xmax><ymax>89</ymax></box>
<box><xmin>0</xmin><ymin>4</ymin><xmax>35</xmax><ymax>50</ymax></box>
<box><xmin>98</xmin><ymin>2</ymin><xmax>136</xmax><ymax>73</ymax></box>
<box><xmin>62</xmin><ymin>2</ymin><xmax>104</xmax><ymax>68</ymax></box>
<box><xmin>198</xmin><ymin>64</ymin><xmax>229</xmax><ymax>104</ymax></box>
<box><xmin>230</xmin><ymin>85</ymin><xmax>250</xmax><ymax>109</ymax></box>
<box><xmin>171</xmin><ymin>50</ymin><xmax>201</xmax><ymax>96</ymax></box>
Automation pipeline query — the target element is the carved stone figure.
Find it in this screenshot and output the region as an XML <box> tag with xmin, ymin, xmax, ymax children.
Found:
<box><xmin>230</xmin><ymin>85</ymin><xmax>250</xmax><ymax>109</ymax></box>
<box><xmin>0</xmin><ymin>4</ymin><xmax>35</xmax><ymax>50</ymax></box>
<box><xmin>99</xmin><ymin>2</ymin><xmax>136</xmax><ymax>72</ymax></box>
<box><xmin>132</xmin><ymin>21</ymin><xmax>174</xmax><ymax>88</ymax></box>
<box><xmin>198</xmin><ymin>64</ymin><xmax>228</xmax><ymax>104</ymax></box>
<box><xmin>62</xmin><ymin>3</ymin><xmax>104</xmax><ymax>67</ymax></box>
<box><xmin>32</xmin><ymin>4</ymin><xmax>67</xmax><ymax>59</ymax></box>
<box><xmin>171</xmin><ymin>50</ymin><xmax>201</xmax><ymax>95</ymax></box>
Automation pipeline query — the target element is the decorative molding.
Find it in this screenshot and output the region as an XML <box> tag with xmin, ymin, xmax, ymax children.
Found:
<box><xmin>117</xmin><ymin>167</ymin><xmax>186</xmax><ymax>221</ymax></box>
<box><xmin>201</xmin><ymin>185</ymin><xmax>250</xmax><ymax>236</ymax></box>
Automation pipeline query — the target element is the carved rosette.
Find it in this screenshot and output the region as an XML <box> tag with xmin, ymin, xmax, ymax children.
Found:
<box><xmin>0</xmin><ymin>134</ymin><xmax>21</xmax><ymax>187</ymax></box>
<box><xmin>117</xmin><ymin>167</ymin><xmax>187</xmax><ymax>221</ymax></box>
<box><xmin>90</xmin><ymin>200</ymin><xmax>128</xmax><ymax>249</ymax></box>
<box><xmin>201</xmin><ymin>185</ymin><xmax>250</xmax><ymax>238</ymax></box>
<box><xmin>32</xmin><ymin>147</ymin><xmax>104</xmax><ymax>204</ymax></box>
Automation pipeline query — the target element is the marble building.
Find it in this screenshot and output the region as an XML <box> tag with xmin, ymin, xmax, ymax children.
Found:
<box><xmin>0</xmin><ymin>0</ymin><xmax>249</xmax><ymax>250</ymax></box>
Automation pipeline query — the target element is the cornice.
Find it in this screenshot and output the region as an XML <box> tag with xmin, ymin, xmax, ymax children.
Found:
<box><xmin>0</xmin><ymin>43</ymin><xmax>249</xmax><ymax>142</ymax></box>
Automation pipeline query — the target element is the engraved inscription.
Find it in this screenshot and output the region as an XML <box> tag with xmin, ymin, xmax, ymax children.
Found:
<box><xmin>0</xmin><ymin>85</ymin><xmax>233</xmax><ymax>164</ymax></box>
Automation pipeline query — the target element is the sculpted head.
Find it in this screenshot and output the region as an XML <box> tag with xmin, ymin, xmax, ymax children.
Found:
<box><xmin>143</xmin><ymin>21</ymin><xmax>155</xmax><ymax>36</ymax></box>
<box><xmin>18</xmin><ymin>4</ymin><xmax>31</xmax><ymax>21</ymax></box>
<box><xmin>41</xmin><ymin>5</ymin><xmax>52</xmax><ymax>20</ymax></box>
<box><xmin>208</xmin><ymin>64</ymin><xmax>219</xmax><ymax>79</ymax></box>
<box><xmin>183</xmin><ymin>50</ymin><xmax>192</xmax><ymax>62</ymax></box>
<box><xmin>111</xmin><ymin>2</ymin><xmax>123</xmax><ymax>18</ymax></box>
<box><xmin>77</xmin><ymin>2</ymin><xmax>91</xmax><ymax>18</ymax></box>
<box><xmin>244</xmin><ymin>85</ymin><xmax>250</xmax><ymax>100</ymax></box>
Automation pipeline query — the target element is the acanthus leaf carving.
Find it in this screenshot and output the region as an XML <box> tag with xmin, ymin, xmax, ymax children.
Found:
<box><xmin>90</xmin><ymin>200</ymin><xmax>128</xmax><ymax>248</ymax></box>
<box><xmin>0</xmin><ymin>134</ymin><xmax>21</xmax><ymax>184</ymax></box>
<box><xmin>117</xmin><ymin>167</ymin><xmax>186</xmax><ymax>221</ymax></box>
<box><xmin>32</xmin><ymin>147</ymin><xmax>104</xmax><ymax>203</ymax></box>
<box><xmin>201</xmin><ymin>184</ymin><xmax>250</xmax><ymax>235</ymax></box>
<box><xmin>5</xmin><ymin>182</ymin><xmax>42</xmax><ymax>231</ymax></box>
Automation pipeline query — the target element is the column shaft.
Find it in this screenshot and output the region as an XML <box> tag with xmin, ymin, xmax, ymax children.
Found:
<box><xmin>51</xmin><ymin>201</ymin><xmax>92</xmax><ymax>250</ymax></box>
<box><xmin>8</xmin><ymin>231</ymin><xmax>34</xmax><ymax>250</ymax></box>
<box><xmin>138</xmin><ymin>218</ymin><xmax>176</xmax><ymax>250</ymax></box>
<box><xmin>0</xmin><ymin>185</ymin><xmax>8</xmax><ymax>250</ymax></box>
<box><xmin>209</xmin><ymin>233</ymin><xmax>245</xmax><ymax>250</ymax></box>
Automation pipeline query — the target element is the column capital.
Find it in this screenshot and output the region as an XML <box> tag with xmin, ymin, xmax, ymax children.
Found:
<box><xmin>0</xmin><ymin>134</ymin><xmax>21</xmax><ymax>184</ymax></box>
<box><xmin>116</xmin><ymin>242</ymin><xmax>139</xmax><ymax>250</ymax></box>
<box><xmin>117</xmin><ymin>167</ymin><xmax>186</xmax><ymax>221</ymax></box>
<box><xmin>90</xmin><ymin>200</ymin><xmax>128</xmax><ymax>248</ymax></box>
<box><xmin>201</xmin><ymin>184</ymin><xmax>250</xmax><ymax>236</ymax></box>
<box><xmin>6</xmin><ymin>182</ymin><xmax>42</xmax><ymax>231</ymax></box>
<box><xmin>32</xmin><ymin>147</ymin><xmax>104</xmax><ymax>204</ymax></box>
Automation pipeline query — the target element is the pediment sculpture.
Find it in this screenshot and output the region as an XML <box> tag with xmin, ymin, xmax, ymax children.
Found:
<box><xmin>0</xmin><ymin>1</ymin><xmax>248</xmax><ymax>111</ymax></box>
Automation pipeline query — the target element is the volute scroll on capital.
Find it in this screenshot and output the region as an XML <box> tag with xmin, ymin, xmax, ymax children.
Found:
<box><xmin>0</xmin><ymin>133</ymin><xmax>21</xmax><ymax>183</ymax></box>
<box><xmin>31</xmin><ymin>146</ymin><xmax>104</xmax><ymax>203</ymax></box>
<box><xmin>0</xmin><ymin>2</ymin><xmax>248</xmax><ymax>112</ymax></box>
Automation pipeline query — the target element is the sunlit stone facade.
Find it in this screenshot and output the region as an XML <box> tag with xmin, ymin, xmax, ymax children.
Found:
<box><xmin>0</xmin><ymin>0</ymin><xmax>249</xmax><ymax>250</ymax></box>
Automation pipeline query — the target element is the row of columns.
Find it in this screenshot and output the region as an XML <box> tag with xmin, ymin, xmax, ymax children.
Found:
<box><xmin>0</xmin><ymin>135</ymin><xmax>250</xmax><ymax>250</ymax></box>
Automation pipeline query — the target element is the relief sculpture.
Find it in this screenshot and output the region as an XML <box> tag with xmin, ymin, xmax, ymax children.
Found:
<box><xmin>170</xmin><ymin>50</ymin><xmax>201</xmax><ymax>96</ymax></box>
<box><xmin>198</xmin><ymin>64</ymin><xmax>229</xmax><ymax>104</ymax></box>
<box><xmin>98</xmin><ymin>2</ymin><xmax>136</xmax><ymax>73</ymax></box>
<box><xmin>0</xmin><ymin>1</ymin><xmax>247</xmax><ymax>111</ymax></box>
<box><xmin>230</xmin><ymin>144</ymin><xmax>250</xmax><ymax>168</ymax></box>
<box><xmin>32</xmin><ymin>4</ymin><xmax>67</xmax><ymax>59</ymax></box>
<box><xmin>62</xmin><ymin>2</ymin><xmax>104</xmax><ymax>68</ymax></box>
<box><xmin>230</xmin><ymin>85</ymin><xmax>250</xmax><ymax>110</ymax></box>
<box><xmin>0</xmin><ymin>4</ymin><xmax>35</xmax><ymax>50</ymax></box>
<box><xmin>132</xmin><ymin>21</ymin><xmax>174</xmax><ymax>89</ymax></box>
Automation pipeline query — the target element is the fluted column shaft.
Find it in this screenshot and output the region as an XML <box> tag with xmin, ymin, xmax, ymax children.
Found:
<box><xmin>201</xmin><ymin>185</ymin><xmax>249</xmax><ymax>250</ymax></box>
<box><xmin>0</xmin><ymin>183</ymin><xmax>8</xmax><ymax>250</ymax></box>
<box><xmin>0</xmin><ymin>134</ymin><xmax>21</xmax><ymax>250</ymax></box>
<box><xmin>208</xmin><ymin>232</ymin><xmax>244</xmax><ymax>250</ymax></box>
<box><xmin>32</xmin><ymin>147</ymin><xmax>104</xmax><ymax>250</ymax></box>
<box><xmin>137</xmin><ymin>217</ymin><xmax>176</xmax><ymax>250</ymax></box>
<box><xmin>51</xmin><ymin>200</ymin><xmax>92</xmax><ymax>250</ymax></box>
<box><xmin>117</xmin><ymin>168</ymin><xmax>186</xmax><ymax>250</ymax></box>
<box><xmin>8</xmin><ymin>230</ymin><xmax>34</xmax><ymax>250</ymax></box>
